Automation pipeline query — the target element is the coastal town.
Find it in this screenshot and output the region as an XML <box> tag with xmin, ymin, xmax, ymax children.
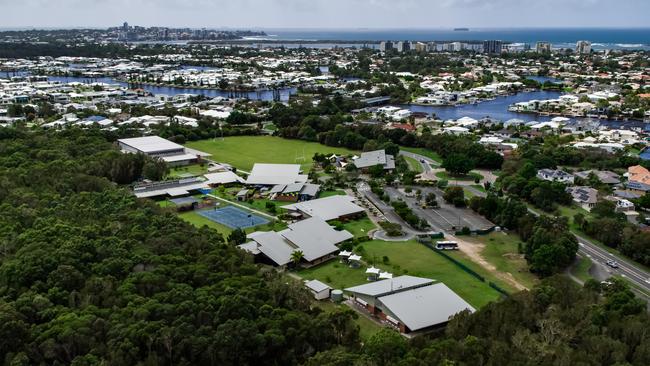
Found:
<box><xmin>1</xmin><ymin>15</ymin><xmax>650</xmax><ymax>365</ymax></box>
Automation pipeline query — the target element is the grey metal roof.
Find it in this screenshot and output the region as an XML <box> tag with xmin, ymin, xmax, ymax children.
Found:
<box><xmin>118</xmin><ymin>136</ymin><xmax>183</xmax><ymax>154</ymax></box>
<box><xmin>281</xmin><ymin>218</ymin><xmax>352</xmax><ymax>261</ymax></box>
<box><xmin>287</xmin><ymin>217</ymin><xmax>353</xmax><ymax>244</ymax></box>
<box><xmin>282</xmin><ymin>195</ymin><xmax>364</xmax><ymax>221</ymax></box>
<box><xmin>345</xmin><ymin>275</ymin><xmax>435</xmax><ymax>297</ymax></box>
<box><xmin>299</xmin><ymin>183</ymin><xmax>320</xmax><ymax>197</ymax></box>
<box><xmin>354</xmin><ymin>149</ymin><xmax>389</xmax><ymax>169</ymax></box>
<box><xmin>245</xmin><ymin>217</ymin><xmax>351</xmax><ymax>265</ymax></box>
<box><xmin>283</xmin><ymin>183</ymin><xmax>304</xmax><ymax>193</ymax></box>
<box><xmin>378</xmin><ymin>282</ymin><xmax>475</xmax><ymax>331</ymax></box>
<box><xmin>245</xmin><ymin>163</ymin><xmax>303</xmax><ymax>185</ymax></box>
<box><xmin>305</xmin><ymin>279</ymin><xmax>331</xmax><ymax>293</ymax></box>
<box><xmin>238</xmin><ymin>241</ymin><xmax>261</xmax><ymax>255</ymax></box>
<box><xmin>249</xmin><ymin>231</ymin><xmax>294</xmax><ymax>266</ymax></box>
<box><xmin>204</xmin><ymin>171</ymin><xmax>245</xmax><ymax>185</ymax></box>
<box><xmin>269</xmin><ymin>184</ymin><xmax>286</xmax><ymax>194</ymax></box>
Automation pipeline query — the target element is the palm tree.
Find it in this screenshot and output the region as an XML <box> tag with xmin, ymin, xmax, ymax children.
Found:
<box><xmin>291</xmin><ymin>250</ymin><xmax>304</xmax><ymax>266</ymax></box>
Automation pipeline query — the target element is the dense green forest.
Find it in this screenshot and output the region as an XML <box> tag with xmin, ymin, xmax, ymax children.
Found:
<box><xmin>0</xmin><ymin>128</ymin><xmax>648</xmax><ymax>365</ymax></box>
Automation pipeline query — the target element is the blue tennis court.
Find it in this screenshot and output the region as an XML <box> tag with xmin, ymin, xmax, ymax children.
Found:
<box><xmin>198</xmin><ymin>206</ymin><xmax>269</xmax><ymax>229</ymax></box>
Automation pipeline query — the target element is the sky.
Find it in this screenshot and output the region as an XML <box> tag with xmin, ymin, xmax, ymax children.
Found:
<box><xmin>1</xmin><ymin>0</ymin><xmax>650</xmax><ymax>29</ymax></box>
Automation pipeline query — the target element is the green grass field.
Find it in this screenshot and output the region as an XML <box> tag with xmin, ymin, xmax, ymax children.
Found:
<box><xmin>168</xmin><ymin>164</ymin><xmax>208</xmax><ymax>178</ymax></box>
<box><xmin>186</xmin><ymin>136</ymin><xmax>358</xmax><ymax>172</ymax></box>
<box><xmin>400</xmin><ymin>146</ymin><xmax>442</xmax><ymax>163</ymax></box>
<box><xmin>313</xmin><ymin>300</ymin><xmax>382</xmax><ymax>340</ymax></box>
<box><xmin>298</xmin><ymin>240</ymin><xmax>512</xmax><ymax>308</ymax></box>
<box><xmin>571</xmin><ymin>256</ymin><xmax>593</xmax><ymax>283</ymax></box>
<box><xmin>470</xmin><ymin>232</ymin><xmax>539</xmax><ymax>289</ymax></box>
<box><xmin>342</xmin><ymin>216</ymin><xmax>377</xmax><ymax>238</ymax></box>
<box><xmin>403</xmin><ymin>156</ymin><xmax>424</xmax><ymax>173</ymax></box>
<box><xmin>319</xmin><ymin>189</ymin><xmax>347</xmax><ymax>198</ymax></box>
<box><xmin>178</xmin><ymin>206</ymin><xmax>286</xmax><ymax>237</ymax></box>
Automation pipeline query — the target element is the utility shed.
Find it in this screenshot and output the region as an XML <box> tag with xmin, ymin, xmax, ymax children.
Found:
<box><xmin>305</xmin><ymin>280</ymin><xmax>332</xmax><ymax>300</ymax></box>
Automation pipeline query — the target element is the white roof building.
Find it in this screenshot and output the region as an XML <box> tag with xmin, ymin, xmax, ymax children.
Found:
<box><xmin>117</xmin><ymin>136</ymin><xmax>211</xmax><ymax>166</ymax></box>
<box><xmin>245</xmin><ymin>163</ymin><xmax>307</xmax><ymax>186</ymax></box>
<box><xmin>353</xmin><ymin>150</ymin><xmax>395</xmax><ymax>170</ymax></box>
<box><xmin>238</xmin><ymin>217</ymin><xmax>353</xmax><ymax>266</ymax></box>
<box><xmin>203</xmin><ymin>171</ymin><xmax>245</xmax><ymax>185</ymax></box>
<box><xmin>346</xmin><ymin>276</ymin><xmax>474</xmax><ymax>333</ymax></box>
<box><xmin>282</xmin><ymin>195</ymin><xmax>365</xmax><ymax>221</ymax></box>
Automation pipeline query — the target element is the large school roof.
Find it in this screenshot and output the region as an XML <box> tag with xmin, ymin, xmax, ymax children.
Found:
<box><xmin>240</xmin><ymin>217</ymin><xmax>351</xmax><ymax>265</ymax></box>
<box><xmin>282</xmin><ymin>195</ymin><xmax>364</xmax><ymax>221</ymax></box>
<box><xmin>345</xmin><ymin>275</ymin><xmax>435</xmax><ymax>297</ymax></box>
<box><xmin>378</xmin><ymin>283</ymin><xmax>475</xmax><ymax>331</ymax></box>
<box><xmin>203</xmin><ymin>171</ymin><xmax>245</xmax><ymax>185</ymax></box>
<box><xmin>245</xmin><ymin>163</ymin><xmax>307</xmax><ymax>186</ymax></box>
<box><xmin>354</xmin><ymin>149</ymin><xmax>395</xmax><ymax>170</ymax></box>
<box><xmin>118</xmin><ymin>136</ymin><xmax>184</xmax><ymax>154</ymax></box>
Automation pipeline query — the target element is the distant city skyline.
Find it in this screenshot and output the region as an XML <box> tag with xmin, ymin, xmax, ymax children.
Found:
<box><xmin>1</xmin><ymin>0</ymin><xmax>650</xmax><ymax>29</ymax></box>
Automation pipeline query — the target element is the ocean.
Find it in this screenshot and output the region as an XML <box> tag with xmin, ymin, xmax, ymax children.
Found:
<box><xmin>249</xmin><ymin>28</ymin><xmax>650</xmax><ymax>50</ymax></box>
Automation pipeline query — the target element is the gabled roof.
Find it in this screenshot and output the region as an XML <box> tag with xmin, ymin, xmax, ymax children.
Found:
<box><xmin>345</xmin><ymin>275</ymin><xmax>435</xmax><ymax>297</ymax></box>
<box><xmin>248</xmin><ymin>231</ymin><xmax>295</xmax><ymax>266</ymax></box>
<box><xmin>282</xmin><ymin>195</ymin><xmax>364</xmax><ymax>221</ymax></box>
<box><xmin>281</xmin><ymin>218</ymin><xmax>350</xmax><ymax>261</ymax></box>
<box><xmin>354</xmin><ymin>150</ymin><xmax>394</xmax><ymax>169</ymax></box>
<box><xmin>378</xmin><ymin>283</ymin><xmax>475</xmax><ymax>331</ymax></box>
<box><xmin>118</xmin><ymin>136</ymin><xmax>183</xmax><ymax>153</ymax></box>
<box><xmin>305</xmin><ymin>279</ymin><xmax>331</xmax><ymax>293</ymax></box>
<box><xmin>246</xmin><ymin>163</ymin><xmax>305</xmax><ymax>185</ymax></box>
<box><xmin>241</xmin><ymin>217</ymin><xmax>352</xmax><ymax>265</ymax></box>
<box><xmin>203</xmin><ymin>171</ymin><xmax>245</xmax><ymax>185</ymax></box>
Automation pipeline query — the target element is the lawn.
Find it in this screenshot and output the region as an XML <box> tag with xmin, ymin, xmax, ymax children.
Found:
<box><xmin>436</xmin><ymin>171</ymin><xmax>484</xmax><ymax>182</ymax></box>
<box><xmin>178</xmin><ymin>207</ymin><xmax>286</xmax><ymax>237</ymax></box>
<box><xmin>313</xmin><ymin>300</ymin><xmax>382</xmax><ymax>340</ymax></box>
<box><xmin>298</xmin><ymin>240</ymin><xmax>511</xmax><ymax>308</ymax></box>
<box><xmin>168</xmin><ymin>164</ymin><xmax>208</xmax><ymax>178</ymax></box>
<box><xmin>471</xmin><ymin>184</ymin><xmax>486</xmax><ymax>193</ymax></box>
<box><xmin>341</xmin><ymin>216</ymin><xmax>377</xmax><ymax>238</ymax></box>
<box><xmin>400</xmin><ymin>146</ymin><xmax>442</xmax><ymax>163</ymax></box>
<box><xmin>571</xmin><ymin>256</ymin><xmax>593</xmax><ymax>283</ymax></box>
<box><xmin>469</xmin><ymin>232</ymin><xmax>539</xmax><ymax>289</ymax></box>
<box><xmin>178</xmin><ymin>210</ymin><xmax>232</xmax><ymax>236</ymax></box>
<box><xmin>211</xmin><ymin>187</ymin><xmax>286</xmax><ymax>215</ymax></box>
<box><xmin>186</xmin><ymin>136</ymin><xmax>358</xmax><ymax>172</ymax></box>
<box><xmin>403</xmin><ymin>156</ymin><xmax>424</xmax><ymax>173</ymax></box>
<box><xmin>320</xmin><ymin>189</ymin><xmax>347</xmax><ymax>198</ymax></box>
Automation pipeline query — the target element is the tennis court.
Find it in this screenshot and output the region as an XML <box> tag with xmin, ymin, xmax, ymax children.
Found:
<box><xmin>198</xmin><ymin>206</ymin><xmax>269</xmax><ymax>229</ymax></box>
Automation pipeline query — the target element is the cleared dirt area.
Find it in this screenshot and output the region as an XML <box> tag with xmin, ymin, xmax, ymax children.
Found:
<box><xmin>448</xmin><ymin>234</ymin><xmax>529</xmax><ymax>292</ymax></box>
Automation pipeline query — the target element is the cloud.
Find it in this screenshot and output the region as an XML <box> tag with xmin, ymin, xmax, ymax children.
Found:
<box><xmin>0</xmin><ymin>0</ymin><xmax>648</xmax><ymax>28</ymax></box>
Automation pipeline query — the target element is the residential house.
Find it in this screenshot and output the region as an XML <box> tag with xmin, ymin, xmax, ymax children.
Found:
<box><xmin>537</xmin><ymin>169</ymin><xmax>575</xmax><ymax>184</ymax></box>
<box><xmin>566</xmin><ymin>186</ymin><xmax>599</xmax><ymax>211</ymax></box>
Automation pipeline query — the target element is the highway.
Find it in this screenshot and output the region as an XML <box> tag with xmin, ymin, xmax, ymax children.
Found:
<box><xmin>403</xmin><ymin>149</ymin><xmax>650</xmax><ymax>300</ymax></box>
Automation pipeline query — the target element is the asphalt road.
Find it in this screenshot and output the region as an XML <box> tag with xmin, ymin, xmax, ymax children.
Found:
<box><xmin>398</xmin><ymin>150</ymin><xmax>437</xmax><ymax>172</ymax></box>
<box><xmin>405</xmin><ymin>149</ymin><xmax>650</xmax><ymax>301</ymax></box>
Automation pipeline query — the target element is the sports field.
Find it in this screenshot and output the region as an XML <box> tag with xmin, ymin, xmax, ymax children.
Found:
<box><xmin>298</xmin><ymin>239</ymin><xmax>515</xmax><ymax>308</ymax></box>
<box><xmin>198</xmin><ymin>206</ymin><xmax>269</xmax><ymax>229</ymax></box>
<box><xmin>185</xmin><ymin>136</ymin><xmax>358</xmax><ymax>172</ymax></box>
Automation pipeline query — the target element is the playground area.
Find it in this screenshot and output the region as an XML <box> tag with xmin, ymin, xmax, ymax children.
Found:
<box><xmin>197</xmin><ymin>206</ymin><xmax>269</xmax><ymax>229</ymax></box>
